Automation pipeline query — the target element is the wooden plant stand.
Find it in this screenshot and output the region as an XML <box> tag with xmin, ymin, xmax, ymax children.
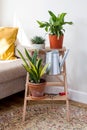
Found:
<box><xmin>22</xmin><ymin>47</ymin><xmax>70</xmax><ymax>121</ymax></box>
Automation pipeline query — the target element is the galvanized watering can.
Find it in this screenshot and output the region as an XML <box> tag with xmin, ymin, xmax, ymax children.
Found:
<box><xmin>46</xmin><ymin>49</ymin><xmax>69</xmax><ymax>75</ymax></box>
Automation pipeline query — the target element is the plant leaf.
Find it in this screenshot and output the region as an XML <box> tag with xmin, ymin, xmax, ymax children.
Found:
<box><xmin>40</xmin><ymin>64</ymin><xmax>49</xmax><ymax>77</ymax></box>
<box><xmin>29</xmin><ymin>68</ymin><xmax>39</xmax><ymax>83</ymax></box>
<box><xmin>63</xmin><ymin>21</ymin><xmax>73</xmax><ymax>25</ymax></box>
<box><xmin>29</xmin><ymin>61</ymin><xmax>38</xmax><ymax>76</ymax></box>
<box><xmin>37</xmin><ymin>21</ymin><xmax>46</xmax><ymax>27</ymax></box>
<box><xmin>25</xmin><ymin>48</ymin><xmax>32</xmax><ymax>62</ymax></box>
<box><xmin>17</xmin><ymin>49</ymin><xmax>29</xmax><ymax>67</ymax></box>
<box><xmin>32</xmin><ymin>50</ymin><xmax>38</xmax><ymax>65</ymax></box>
<box><xmin>36</xmin><ymin>58</ymin><xmax>42</xmax><ymax>70</ymax></box>
<box><xmin>23</xmin><ymin>64</ymin><xmax>38</xmax><ymax>83</ymax></box>
<box><xmin>58</xmin><ymin>13</ymin><xmax>67</xmax><ymax>24</ymax></box>
<box><xmin>48</xmin><ymin>10</ymin><xmax>57</xmax><ymax>21</ymax></box>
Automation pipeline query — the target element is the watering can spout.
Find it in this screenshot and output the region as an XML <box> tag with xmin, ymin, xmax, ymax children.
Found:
<box><xmin>60</xmin><ymin>49</ymin><xmax>69</xmax><ymax>70</ymax></box>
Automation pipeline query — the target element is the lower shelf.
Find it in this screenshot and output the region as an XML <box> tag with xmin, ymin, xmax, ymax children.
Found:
<box><xmin>25</xmin><ymin>94</ymin><xmax>68</xmax><ymax>101</ymax></box>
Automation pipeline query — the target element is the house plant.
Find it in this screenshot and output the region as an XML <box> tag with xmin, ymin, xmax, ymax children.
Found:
<box><xmin>31</xmin><ymin>36</ymin><xmax>45</xmax><ymax>50</ymax></box>
<box><xmin>37</xmin><ymin>10</ymin><xmax>73</xmax><ymax>49</ymax></box>
<box><xmin>17</xmin><ymin>48</ymin><xmax>48</xmax><ymax>98</ymax></box>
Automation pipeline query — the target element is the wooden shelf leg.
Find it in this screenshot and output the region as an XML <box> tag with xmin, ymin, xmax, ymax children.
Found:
<box><xmin>23</xmin><ymin>98</ymin><xmax>27</xmax><ymax>122</ymax></box>
<box><xmin>23</xmin><ymin>72</ymin><xmax>29</xmax><ymax>121</ymax></box>
<box><xmin>66</xmin><ymin>99</ymin><xmax>70</xmax><ymax>121</ymax></box>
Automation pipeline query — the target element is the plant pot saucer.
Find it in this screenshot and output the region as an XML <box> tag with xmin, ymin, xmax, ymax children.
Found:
<box><xmin>29</xmin><ymin>95</ymin><xmax>46</xmax><ymax>100</ymax></box>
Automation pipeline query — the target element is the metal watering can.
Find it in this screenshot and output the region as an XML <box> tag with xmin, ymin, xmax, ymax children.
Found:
<box><xmin>46</xmin><ymin>49</ymin><xmax>69</xmax><ymax>75</ymax></box>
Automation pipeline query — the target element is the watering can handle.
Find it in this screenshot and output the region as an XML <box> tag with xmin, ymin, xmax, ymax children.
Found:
<box><xmin>60</xmin><ymin>49</ymin><xmax>69</xmax><ymax>70</ymax></box>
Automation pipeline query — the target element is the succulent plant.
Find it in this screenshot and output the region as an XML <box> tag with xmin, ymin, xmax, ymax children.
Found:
<box><xmin>31</xmin><ymin>36</ymin><xmax>45</xmax><ymax>44</ymax></box>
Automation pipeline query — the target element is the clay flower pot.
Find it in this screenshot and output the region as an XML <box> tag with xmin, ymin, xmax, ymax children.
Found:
<box><xmin>28</xmin><ymin>79</ymin><xmax>46</xmax><ymax>98</ymax></box>
<box><xmin>49</xmin><ymin>35</ymin><xmax>64</xmax><ymax>49</ymax></box>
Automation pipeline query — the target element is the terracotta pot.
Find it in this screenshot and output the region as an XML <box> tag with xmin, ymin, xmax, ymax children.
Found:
<box><xmin>49</xmin><ymin>34</ymin><xmax>64</xmax><ymax>49</ymax></box>
<box><xmin>28</xmin><ymin>79</ymin><xmax>46</xmax><ymax>98</ymax></box>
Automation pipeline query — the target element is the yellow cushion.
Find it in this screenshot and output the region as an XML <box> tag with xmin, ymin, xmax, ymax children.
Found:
<box><xmin>0</xmin><ymin>27</ymin><xmax>18</xmax><ymax>60</ymax></box>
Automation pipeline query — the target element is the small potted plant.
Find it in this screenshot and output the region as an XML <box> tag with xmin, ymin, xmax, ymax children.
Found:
<box><xmin>17</xmin><ymin>48</ymin><xmax>48</xmax><ymax>99</ymax></box>
<box><xmin>31</xmin><ymin>36</ymin><xmax>45</xmax><ymax>50</ymax></box>
<box><xmin>37</xmin><ymin>10</ymin><xmax>73</xmax><ymax>49</ymax></box>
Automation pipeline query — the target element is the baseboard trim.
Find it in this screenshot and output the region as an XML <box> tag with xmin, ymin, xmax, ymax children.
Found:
<box><xmin>45</xmin><ymin>86</ymin><xmax>87</xmax><ymax>104</ymax></box>
<box><xmin>69</xmin><ymin>89</ymin><xmax>87</xmax><ymax>104</ymax></box>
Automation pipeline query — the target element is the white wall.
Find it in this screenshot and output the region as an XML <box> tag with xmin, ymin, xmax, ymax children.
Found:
<box><xmin>0</xmin><ymin>0</ymin><xmax>87</xmax><ymax>103</ymax></box>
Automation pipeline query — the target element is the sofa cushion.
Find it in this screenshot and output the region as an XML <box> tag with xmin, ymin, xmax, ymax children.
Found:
<box><xmin>0</xmin><ymin>59</ymin><xmax>26</xmax><ymax>83</ymax></box>
<box><xmin>0</xmin><ymin>27</ymin><xmax>18</xmax><ymax>60</ymax></box>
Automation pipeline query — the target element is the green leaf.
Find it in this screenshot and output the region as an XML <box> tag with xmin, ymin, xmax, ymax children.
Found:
<box><xmin>36</xmin><ymin>58</ymin><xmax>42</xmax><ymax>70</ymax></box>
<box><xmin>40</xmin><ymin>64</ymin><xmax>49</xmax><ymax>77</ymax></box>
<box><xmin>29</xmin><ymin>61</ymin><xmax>38</xmax><ymax>76</ymax></box>
<box><xmin>64</xmin><ymin>21</ymin><xmax>73</xmax><ymax>25</ymax></box>
<box><xmin>23</xmin><ymin>64</ymin><xmax>38</xmax><ymax>83</ymax></box>
<box><xmin>48</xmin><ymin>10</ymin><xmax>57</xmax><ymax>21</ymax></box>
<box><xmin>37</xmin><ymin>21</ymin><xmax>47</xmax><ymax>28</ymax></box>
<box><xmin>29</xmin><ymin>68</ymin><xmax>39</xmax><ymax>83</ymax></box>
<box><xmin>25</xmin><ymin>48</ymin><xmax>32</xmax><ymax>62</ymax></box>
<box><xmin>28</xmin><ymin>70</ymin><xmax>38</xmax><ymax>83</ymax></box>
<box><xmin>59</xmin><ymin>13</ymin><xmax>67</xmax><ymax>24</ymax></box>
<box><xmin>17</xmin><ymin>49</ymin><xmax>29</xmax><ymax>67</ymax></box>
<box><xmin>22</xmin><ymin>64</ymin><xmax>30</xmax><ymax>73</ymax></box>
<box><xmin>32</xmin><ymin>50</ymin><xmax>38</xmax><ymax>65</ymax></box>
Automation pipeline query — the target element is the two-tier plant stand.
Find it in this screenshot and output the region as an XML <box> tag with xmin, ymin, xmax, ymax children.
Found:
<box><xmin>22</xmin><ymin>47</ymin><xmax>70</xmax><ymax>121</ymax></box>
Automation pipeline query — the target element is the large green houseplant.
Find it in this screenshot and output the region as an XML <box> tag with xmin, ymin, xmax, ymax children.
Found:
<box><xmin>17</xmin><ymin>49</ymin><xmax>48</xmax><ymax>98</ymax></box>
<box><xmin>37</xmin><ymin>10</ymin><xmax>73</xmax><ymax>49</ymax></box>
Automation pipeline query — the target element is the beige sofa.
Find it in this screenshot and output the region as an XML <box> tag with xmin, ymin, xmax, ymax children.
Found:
<box><xmin>0</xmin><ymin>27</ymin><xmax>29</xmax><ymax>99</ymax></box>
<box><xmin>0</xmin><ymin>58</ymin><xmax>26</xmax><ymax>99</ymax></box>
